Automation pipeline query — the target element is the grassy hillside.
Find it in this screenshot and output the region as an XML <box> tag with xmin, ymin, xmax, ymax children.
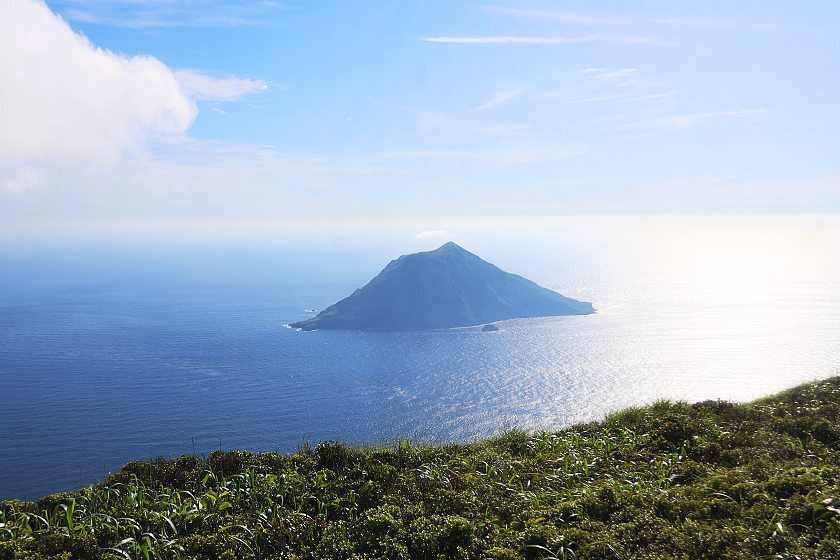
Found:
<box><xmin>2</xmin><ymin>377</ymin><xmax>839</xmax><ymax>559</ymax></box>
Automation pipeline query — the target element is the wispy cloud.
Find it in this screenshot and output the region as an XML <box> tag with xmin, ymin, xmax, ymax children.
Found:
<box><xmin>628</xmin><ymin>109</ymin><xmax>767</xmax><ymax>131</ymax></box>
<box><xmin>0</xmin><ymin>167</ymin><xmax>40</xmax><ymax>196</ymax></box>
<box><xmin>414</xmin><ymin>230</ymin><xmax>450</xmax><ymax>240</ymax></box>
<box><xmin>584</xmin><ymin>68</ymin><xmax>637</xmax><ymax>82</ymax></box>
<box><xmin>544</xmin><ymin>90</ymin><xmax>678</xmax><ymax>105</ymax></box>
<box><xmin>422</xmin><ymin>35</ymin><xmax>663</xmax><ymax>46</ymax></box>
<box><xmin>586</xmin><ymin>107</ymin><xmax>767</xmax><ymax>139</ymax></box>
<box><xmin>485</xmin><ymin>6</ymin><xmax>775</xmax><ymax>31</ymax></box>
<box><xmin>555</xmin><ymin>68</ymin><xmax>765</xmax><ymax>133</ymax></box>
<box><xmin>541</xmin><ymin>68</ymin><xmax>670</xmax><ymax>106</ymax></box>
<box><xmin>53</xmin><ymin>0</ymin><xmax>286</xmax><ymax>29</ymax></box>
<box><xmin>472</xmin><ymin>124</ymin><xmax>532</xmax><ymax>137</ymax></box>
<box><xmin>174</xmin><ymin>71</ymin><xmax>269</xmax><ymax>102</ymax></box>
<box><xmin>424</xmin><ymin>35</ymin><xmax>592</xmax><ymax>45</ymax></box>
<box><xmin>643</xmin><ymin>16</ymin><xmax>777</xmax><ymax>30</ymax></box>
<box><xmin>484</xmin><ymin>7</ymin><xmax>621</xmax><ymax>25</ymax></box>
<box><xmin>466</xmin><ymin>90</ymin><xmax>524</xmax><ymax>114</ymax></box>
<box><xmin>383</xmin><ymin>145</ymin><xmax>585</xmax><ymax>165</ymax></box>
<box><xmin>539</xmin><ymin>65</ymin><xmax>767</xmax><ymax>136</ymax></box>
<box><xmin>582</xmin><ymin>68</ymin><xmax>663</xmax><ymax>89</ymax></box>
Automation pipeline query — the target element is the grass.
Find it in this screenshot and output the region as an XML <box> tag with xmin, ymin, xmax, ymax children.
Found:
<box><xmin>1</xmin><ymin>377</ymin><xmax>839</xmax><ymax>559</ymax></box>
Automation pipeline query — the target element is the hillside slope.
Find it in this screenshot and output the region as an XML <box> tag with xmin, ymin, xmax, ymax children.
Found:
<box><xmin>2</xmin><ymin>377</ymin><xmax>839</xmax><ymax>559</ymax></box>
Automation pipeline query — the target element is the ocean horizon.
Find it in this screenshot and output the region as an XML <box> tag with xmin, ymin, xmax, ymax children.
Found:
<box><xmin>2</xmin><ymin>215</ymin><xmax>839</xmax><ymax>500</ymax></box>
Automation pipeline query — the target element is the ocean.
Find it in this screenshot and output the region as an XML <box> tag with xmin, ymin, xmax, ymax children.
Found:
<box><xmin>1</xmin><ymin>215</ymin><xmax>839</xmax><ymax>500</ymax></box>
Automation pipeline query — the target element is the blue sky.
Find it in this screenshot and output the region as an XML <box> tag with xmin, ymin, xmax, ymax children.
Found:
<box><xmin>1</xmin><ymin>0</ymin><xmax>839</xmax><ymax>236</ymax></box>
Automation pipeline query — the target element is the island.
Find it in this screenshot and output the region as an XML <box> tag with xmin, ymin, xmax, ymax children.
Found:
<box><xmin>291</xmin><ymin>241</ymin><xmax>594</xmax><ymax>331</ymax></box>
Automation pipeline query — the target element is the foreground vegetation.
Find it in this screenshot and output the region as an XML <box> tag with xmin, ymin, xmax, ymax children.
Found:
<box><xmin>2</xmin><ymin>378</ymin><xmax>839</xmax><ymax>559</ymax></box>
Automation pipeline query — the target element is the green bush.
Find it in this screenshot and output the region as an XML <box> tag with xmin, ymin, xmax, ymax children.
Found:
<box><xmin>1</xmin><ymin>377</ymin><xmax>838</xmax><ymax>559</ymax></box>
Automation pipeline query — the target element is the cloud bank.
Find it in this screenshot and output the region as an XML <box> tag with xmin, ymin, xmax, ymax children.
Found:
<box><xmin>0</xmin><ymin>1</ymin><xmax>197</xmax><ymax>168</ymax></box>
<box><xmin>174</xmin><ymin>71</ymin><xmax>269</xmax><ymax>102</ymax></box>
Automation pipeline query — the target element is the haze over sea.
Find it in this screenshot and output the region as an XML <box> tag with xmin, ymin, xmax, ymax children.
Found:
<box><xmin>1</xmin><ymin>215</ymin><xmax>839</xmax><ymax>500</ymax></box>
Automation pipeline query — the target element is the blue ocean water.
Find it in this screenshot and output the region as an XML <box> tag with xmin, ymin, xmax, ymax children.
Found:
<box><xmin>1</xmin><ymin>217</ymin><xmax>839</xmax><ymax>499</ymax></box>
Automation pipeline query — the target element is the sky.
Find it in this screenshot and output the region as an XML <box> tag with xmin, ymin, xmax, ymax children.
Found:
<box><xmin>1</xmin><ymin>0</ymin><xmax>839</xmax><ymax>238</ymax></box>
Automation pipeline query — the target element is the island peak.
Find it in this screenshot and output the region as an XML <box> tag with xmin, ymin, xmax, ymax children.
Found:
<box><xmin>434</xmin><ymin>241</ymin><xmax>466</xmax><ymax>251</ymax></box>
<box><xmin>291</xmin><ymin>244</ymin><xmax>594</xmax><ymax>331</ymax></box>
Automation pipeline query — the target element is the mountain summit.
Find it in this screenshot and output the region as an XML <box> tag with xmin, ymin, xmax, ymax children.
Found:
<box><xmin>291</xmin><ymin>242</ymin><xmax>594</xmax><ymax>331</ymax></box>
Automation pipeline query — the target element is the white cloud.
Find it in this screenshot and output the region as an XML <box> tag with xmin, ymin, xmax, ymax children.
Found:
<box><xmin>414</xmin><ymin>230</ymin><xmax>450</xmax><ymax>240</ymax></box>
<box><xmin>422</xmin><ymin>35</ymin><xmax>663</xmax><ymax>45</ymax></box>
<box><xmin>0</xmin><ymin>141</ymin><xmax>391</xmax><ymax>226</ymax></box>
<box><xmin>0</xmin><ymin>167</ymin><xmax>40</xmax><ymax>195</ymax></box>
<box><xmin>383</xmin><ymin>145</ymin><xmax>585</xmax><ymax>165</ymax></box>
<box><xmin>473</xmin><ymin>124</ymin><xmax>532</xmax><ymax>136</ymax></box>
<box><xmin>0</xmin><ymin>1</ymin><xmax>197</xmax><ymax>167</ymax></box>
<box><xmin>174</xmin><ymin>71</ymin><xmax>269</xmax><ymax>102</ymax></box>
<box><xmin>466</xmin><ymin>89</ymin><xmax>524</xmax><ymax>114</ymax></box>
<box><xmin>581</xmin><ymin>68</ymin><xmax>661</xmax><ymax>89</ymax></box>
<box><xmin>624</xmin><ymin>109</ymin><xmax>766</xmax><ymax>131</ymax></box>
<box><xmin>552</xmin><ymin>66</ymin><xmax>765</xmax><ymax>135</ymax></box>
<box><xmin>539</xmin><ymin>67</ymin><xmax>674</xmax><ymax>108</ymax></box>
<box><xmin>424</xmin><ymin>35</ymin><xmax>596</xmax><ymax>45</ymax></box>
<box><xmin>484</xmin><ymin>7</ymin><xmax>621</xmax><ymax>25</ymax></box>
<box><xmin>583</xmin><ymin>68</ymin><xmax>638</xmax><ymax>82</ymax></box>
<box><xmin>484</xmin><ymin>7</ymin><xmax>774</xmax><ymax>31</ymax></box>
<box><xmin>55</xmin><ymin>1</ymin><xmax>286</xmax><ymax>29</ymax></box>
